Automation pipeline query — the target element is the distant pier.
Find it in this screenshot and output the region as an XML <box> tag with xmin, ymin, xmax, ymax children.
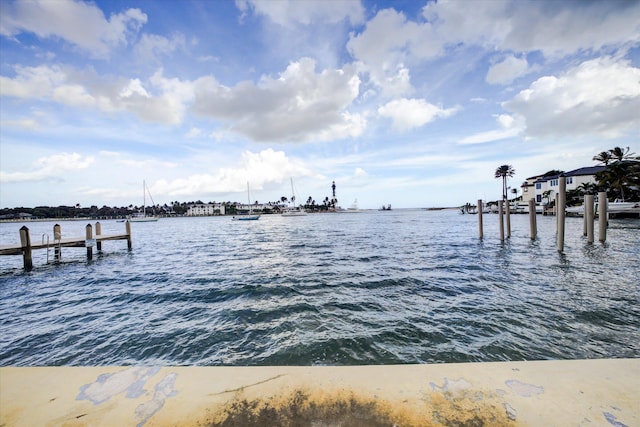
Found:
<box><xmin>0</xmin><ymin>221</ymin><xmax>132</xmax><ymax>270</ymax></box>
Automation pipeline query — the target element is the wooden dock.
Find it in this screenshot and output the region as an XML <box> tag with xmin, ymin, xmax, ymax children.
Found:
<box><xmin>0</xmin><ymin>221</ymin><xmax>131</xmax><ymax>270</ymax></box>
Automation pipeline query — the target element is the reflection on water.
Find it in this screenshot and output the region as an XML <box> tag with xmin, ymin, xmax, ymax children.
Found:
<box><xmin>1</xmin><ymin>210</ymin><xmax>639</xmax><ymax>366</ymax></box>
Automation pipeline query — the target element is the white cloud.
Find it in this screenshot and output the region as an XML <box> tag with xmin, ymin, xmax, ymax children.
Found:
<box><xmin>422</xmin><ymin>0</ymin><xmax>640</xmax><ymax>57</ymax></box>
<box><xmin>134</xmin><ymin>33</ymin><xmax>187</xmax><ymax>63</ymax></box>
<box><xmin>459</xmin><ymin>114</ymin><xmax>524</xmax><ymax>145</ymax></box>
<box><xmin>1</xmin><ymin>65</ymin><xmax>194</xmax><ymax>125</ymax></box>
<box><xmin>236</xmin><ymin>0</ymin><xmax>365</xmax><ymax>27</ymax></box>
<box><xmin>502</xmin><ymin>57</ymin><xmax>640</xmax><ymax>138</ymax></box>
<box><xmin>0</xmin><ymin>0</ymin><xmax>147</xmax><ymax>59</ymax></box>
<box><xmin>0</xmin><ymin>118</ymin><xmax>40</xmax><ymax>131</ymax></box>
<box><xmin>347</xmin><ymin>9</ymin><xmax>440</xmax><ymax>97</ymax></box>
<box><xmin>378</xmin><ymin>98</ymin><xmax>459</xmax><ymax>130</ymax></box>
<box><xmin>185</xmin><ymin>128</ymin><xmax>203</xmax><ymax>138</ymax></box>
<box><xmin>486</xmin><ymin>55</ymin><xmax>531</xmax><ymax>85</ymax></box>
<box><xmin>0</xmin><ymin>152</ymin><xmax>94</xmax><ymax>183</ymax></box>
<box><xmin>353</xmin><ymin>167</ymin><xmax>368</xmax><ymax>178</ymax></box>
<box><xmin>192</xmin><ymin>58</ymin><xmax>363</xmax><ymax>142</ymax></box>
<box><xmin>347</xmin><ymin>1</ymin><xmax>640</xmax><ymax>98</ymax></box>
<box><xmin>153</xmin><ymin>149</ymin><xmax>312</xmax><ymax>197</ymax></box>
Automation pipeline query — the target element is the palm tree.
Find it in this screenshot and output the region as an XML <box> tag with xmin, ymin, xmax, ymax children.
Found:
<box><xmin>578</xmin><ymin>182</ymin><xmax>598</xmax><ymax>195</ymax></box>
<box><xmin>596</xmin><ymin>162</ymin><xmax>636</xmax><ymax>202</ymax></box>
<box><xmin>593</xmin><ymin>151</ymin><xmax>613</xmax><ymax>166</ymax></box>
<box><xmin>609</xmin><ymin>146</ymin><xmax>637</xmax><ymax>162</ymax></box>
<box><xmin>494</xmin><ymin>165</ymin><xmax>516</xmax><ymax>201</ymax></box>
<box><xmin>594</xmin><ymin>146</ymin><xmax>640</xmax><ymax>202</ymax></box>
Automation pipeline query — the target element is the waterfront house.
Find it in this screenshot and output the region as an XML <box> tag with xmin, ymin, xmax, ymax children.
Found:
<box><xmin>520</xmin><ymin>175</ymin><xmax>544</xmax><ymax>204</ymax></box>
<box><xmin>533</xmin><ymin>166</ymin><xmax>605</xmax><ymax>204</ymax></box>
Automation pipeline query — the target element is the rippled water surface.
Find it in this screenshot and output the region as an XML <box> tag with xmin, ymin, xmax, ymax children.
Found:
<box><xmin>1</xmin><ymin>210</ymin><xmax>638</xmax><ymax>366</ymax></box>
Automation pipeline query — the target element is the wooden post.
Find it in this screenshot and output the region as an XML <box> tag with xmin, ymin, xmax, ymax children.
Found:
<box><xmin>529</xmin><ymin>199</ymin><xmax>536</xmax><ymax>240</ymax></box>
<box><xmin>557</xmin><ymin>176</ymin><xmax>566</xmax><ymax>252</ymax></box>
<box><xmin>19</xmin><ymin>226</ymin><xmax>33</xmax><ymax>271</ymax></box>
<box><xmin>95</xmin><ymin>221</ymin><xmax>102</xmax><ymax>252</ymax></box>
<box><xmin>53</xmin><ymin>224</ymin><xmax>61</xmax><ymax>260</ymax></box>
<box><xmin>477</xmin><ymin>199</ymin><xmax>483</xmax><ymax>239</ymax></box>
<box><xmin>505</xmin><ymin>199</ymin><xmax>511</xmax><ymax>238</ymax></box>
<box><xmin>585</xmin><ymin>194</ymin><xmax>595</xmax><ymax>243</ymax></box>
<box><xmin>498</xmin><ymin>200</ymin><xmax>504</xmax><ymax>241</ymax></box>
<box><xmin>126</xmin><ymin>220</ymin><xmax>132</xmax><ymax>251</ymax></box>
<box><xmin>598</xmin><ymin>191</ymin><xmax>608</xmax><ymax>242</ymax></box>
<box><xmin>583</xmin><ymin>204</ymin><xmax>588</xmax><ymax>236</ymax></box>
<box><xmin>533</xmin><ymin>199</ymin><xmax>537</xmax><ymax>235</ymax></box>
<box><xmin>85</xmin><ymin>224</ymin><xmax>93</xmax><ymax>260</ymax></box>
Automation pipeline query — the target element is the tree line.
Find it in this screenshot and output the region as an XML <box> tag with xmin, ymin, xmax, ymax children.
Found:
<box><xmin>0</xmin><ymin>195</ymin><xmax>342</xmax><ymax>219</ymax></box>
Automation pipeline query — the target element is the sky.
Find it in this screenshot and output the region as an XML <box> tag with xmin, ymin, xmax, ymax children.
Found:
<box><xmin>1</xmin><ymin>0</ymin><xmax>639</xmax><ymax>210</ymax></box>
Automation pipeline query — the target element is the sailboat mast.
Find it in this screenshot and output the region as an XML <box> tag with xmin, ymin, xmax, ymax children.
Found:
<box><xmin>143</xmin><ymin>180</ymin><xmax>146</xmax><ymax>216</ymax></box>
<box><xmin>247</xmin><ymin>182</ymin><xmax>251</xmax><ymax>214</ymax></box>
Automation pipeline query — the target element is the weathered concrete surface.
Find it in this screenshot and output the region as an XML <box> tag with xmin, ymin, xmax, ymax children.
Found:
<box><xmin>1</xmin><ymin>359</ymin><xmax>637</xmax><ymax>426</ymax></box>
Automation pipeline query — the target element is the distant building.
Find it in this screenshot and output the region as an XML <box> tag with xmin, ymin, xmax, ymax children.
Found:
<box><xmin>187</xmin><ymin>203</ymin><xmax>226</xmax><ymax>216</ymax></box>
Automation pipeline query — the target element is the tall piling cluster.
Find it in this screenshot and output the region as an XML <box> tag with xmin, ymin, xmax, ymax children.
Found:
<box><xmin>476</xmin><ymin>175</ymin><xmax>608</xmax><ymax>253</ymax></box>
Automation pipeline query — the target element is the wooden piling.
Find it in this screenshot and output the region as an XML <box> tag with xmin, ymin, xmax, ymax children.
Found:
<box><xmin>498</xmin><ymin>200</ymin><xmax>504</xmax><ymax>241</ymax></box>
<box><xmin>505</xmin><ymin>200</ymin><xmax>511</xmax><ymax>238</ymax></box>
<box><xmin>598</xmin><ymin>191</ymin><xmax>607</xmax><ymax>242</ymax></box>
<box><xmin>85</xmin><ymin>224</ymin><xmax>93</xmax><ymax>260</ymax></box>
<box><xmin>477</xmin><ymin>199</ymin><xmax>483</xmax><ymax>239</ymax></box>
<box><xmin>528</xmin><ymin>199</ymin><xmax>536</xmax><ymax>240</ymax></box>
<box><xmin>95</xmin><ymin>222</ymin><xmax>102</xmax><ymax>252</ymax></box>
<box><xmin>585</xmin><ymin>194</ymin><xmax>595</xmax><ymax>243</ymax></box>
<box><xmin>557</xmin><ymin>176</ymin><xmax>566</xmax><ymax>252</ymax></box>
<box><xmin>19</xmin><ymin>226</ymin><xmax>33</xmax><ymax>271</ymax></box>
<box><xmin>53</xmin><ymin>224</ymin><xmax>61</xmax><ymax>260</ymax></box>
<box><xmin>126</xmin><ymin>221</ymin><xmax>132</xmax><ymax>251</ymax></box>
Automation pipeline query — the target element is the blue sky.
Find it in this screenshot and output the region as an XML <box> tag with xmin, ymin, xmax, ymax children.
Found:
<box><xmin>1</xmin><ymin>0</ymin><xmax>639</xmax><ymax>209</ymax></box>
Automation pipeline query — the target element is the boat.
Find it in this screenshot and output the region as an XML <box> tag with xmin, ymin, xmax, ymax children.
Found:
<box><xmin>337</xmin><ymin>199</ymin><xmax>362</xmax><ymax>213</ymax></box>
<box><xmin>566</xmin><ymin>199</ymin><xmax>640</xmax><ymax>217</ymax></box>
<box><xmin>605</xmin><ymin>200</ymin><xmax>640</xmax><ymax>214</ymax></box>
<box><xmin>379</xmin><ymin>204</ymin><xmax>392</xmax><ymax>211</ymax></box>
<box><xmin>233</xmin><ymin>182</ymin><xmax>261</xmax><ymax>221</ymax></box>
<box><xmin>129</xmin><ymin>180</ymin><xmax>158</xmax><ymax>222</ymax></box>
<box><xmin>281</xmin><ymin>178</ymin><xmax>307</xmax><ymax>217</ymax></box>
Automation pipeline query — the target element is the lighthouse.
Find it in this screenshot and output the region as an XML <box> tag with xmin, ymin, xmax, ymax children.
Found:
<box><xmin>331</xmin><ymin>181</ymin><xmax>337</xmax><ymax>211</ymax></box>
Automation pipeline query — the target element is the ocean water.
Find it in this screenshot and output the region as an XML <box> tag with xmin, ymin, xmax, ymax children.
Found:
<box><xmin>1</xmin><ymin>209</ymin><xmax>638</xmax><ymax>366</ymax></box>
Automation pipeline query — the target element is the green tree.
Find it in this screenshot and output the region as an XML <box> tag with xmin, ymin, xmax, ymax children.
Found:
<box><xmin>494</xmin><ymin>165</ymin><xmax>516</xmax><ymax>201</ymax></box>
<box><xmin>594</xmin><ymin>146</ymin><xmax>640</xmax><ymax>202</ymax></box>
<box><xmin>578</xmin><ymin>182</ymin><xmax>598</xmax><ymax>195</ymax></box>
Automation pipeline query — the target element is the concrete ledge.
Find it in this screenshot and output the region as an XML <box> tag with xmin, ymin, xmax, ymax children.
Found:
<box><xmin>1</xmin><ymin>359</ymin><xmax>638</xmax><ymax>426</ymax></box>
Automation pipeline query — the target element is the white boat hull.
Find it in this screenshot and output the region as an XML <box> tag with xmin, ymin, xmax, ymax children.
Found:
<box><xmin>129</xmin><ymin>217</ymin><xmax>158</xmax><ymax>222</ymax></box>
